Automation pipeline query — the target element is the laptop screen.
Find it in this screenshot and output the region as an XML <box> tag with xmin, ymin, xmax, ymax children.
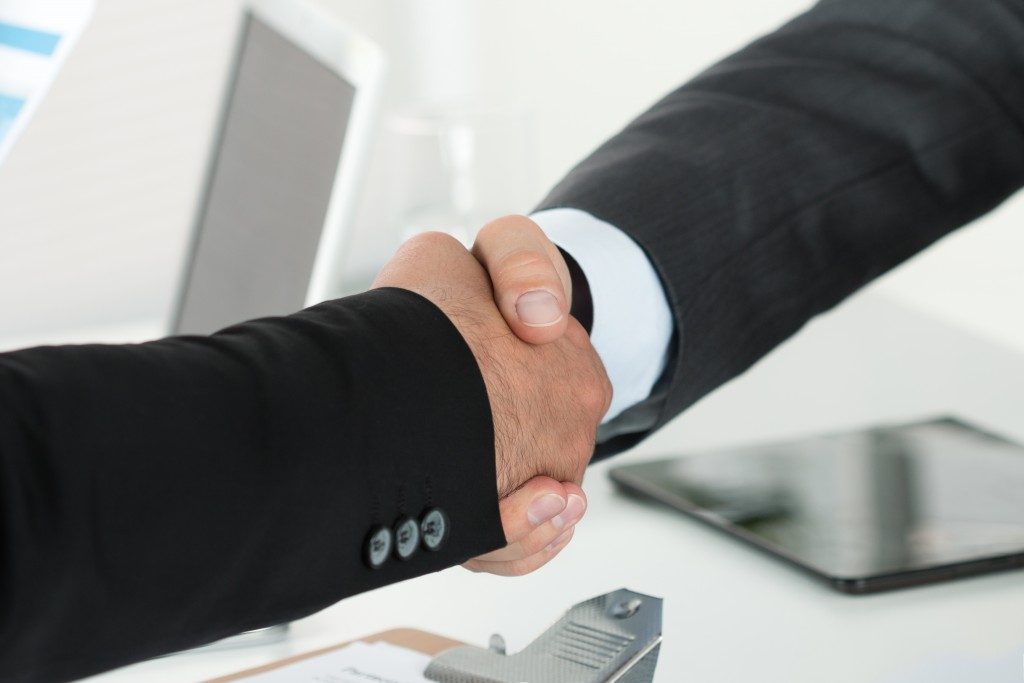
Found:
<box><xmin>174</xmin><ymin>14</ymin><xmax>354</xmax><ymax>335</ymax></box>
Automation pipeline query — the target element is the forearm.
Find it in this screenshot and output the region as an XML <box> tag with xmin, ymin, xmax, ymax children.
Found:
<box><xmin>0</xmin><ymin>288</ymin><xmax>503</xmax><ymax>681</ymax></box>
<box><xmin>539</xmin><ymin>0</ymin><xmax>1024</xmax><ymax>453</ymax></box>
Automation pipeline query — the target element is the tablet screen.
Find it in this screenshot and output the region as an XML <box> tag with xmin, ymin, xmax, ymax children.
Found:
<box><xmin>175</xmin><ymin>14</ymin><xmax>354</xmax><ymax>335</ymax></box>
<box><xmin>611</xmin><ymin>418</ymin><xmax>1024</xmax><ymax>590</ymax></box>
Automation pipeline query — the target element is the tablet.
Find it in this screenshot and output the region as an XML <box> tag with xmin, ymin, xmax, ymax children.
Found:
<box><xmin>609</xmin><ymin>417</ymin><xmax>1024</xmax><ymax>593</ymax></box>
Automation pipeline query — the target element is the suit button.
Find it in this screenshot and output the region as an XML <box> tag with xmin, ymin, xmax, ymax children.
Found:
<box><xmin>364</xmin><ymin>526</ymin><xmax>392</xmax><ymax>569</ymax></box>
<box><xmin>420</xmin><ymin>508</ymin><xmax>449</xmax><ymax>552</ymax></box>
<box><xmin>393</xmin><ymin>517</ymin><xmax>420</xmax><ymax>560</ymax></box>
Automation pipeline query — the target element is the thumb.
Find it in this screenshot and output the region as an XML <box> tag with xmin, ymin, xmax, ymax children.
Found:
<box><xmin>496</xmin><ymin>476</ymin><xmax>572</xmax><ymax>544</ymax></box>
<box><xmin>472</xmin><ymin>215</ymin><xmax>572</xmax><ymax>344</ymax></box>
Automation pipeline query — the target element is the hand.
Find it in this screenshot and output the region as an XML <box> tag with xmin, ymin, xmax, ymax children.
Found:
<box><xmin>471</xmin><ymin>215</ymin><xmax>574</xmax><ymax>345</ymax></box>
<box><xmin>464</xmin><ymin>477</ymin><xmax>588</xmax><ymax>576</ymax></box>
<box><xmin>372</xmin><ymin>232</ymin><xmax>611</xmax><ymax>575</ymax></box>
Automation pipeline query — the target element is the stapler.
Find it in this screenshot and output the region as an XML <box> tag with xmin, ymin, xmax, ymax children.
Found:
<box><xmin>425</xmin><ymin>588</ymin><xmax>663</xmax><ymax>683</ymax></box>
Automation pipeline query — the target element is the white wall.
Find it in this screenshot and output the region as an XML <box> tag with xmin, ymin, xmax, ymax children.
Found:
<box><xmin>0</xmin><ymin>0</ymin><xmax>242</xmax><ymax>335</ymax></box>
<box><xmin>1</xmin><ymin>0</ymin><xmax>1022</xmax><ymax>351</ymax></box>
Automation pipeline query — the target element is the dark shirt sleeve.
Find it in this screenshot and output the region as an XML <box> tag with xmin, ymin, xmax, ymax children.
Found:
<box><xmin>0</xmin><ymin>287</ymin><xmax>505</xmax><ymax>682</ymax></box>
<box><xmin>538</xmin><ymin>0</ymin><xmax>1024</xmax><ymax>458</ymax></box>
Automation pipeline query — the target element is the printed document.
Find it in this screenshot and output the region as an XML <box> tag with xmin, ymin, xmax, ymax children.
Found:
<box><xmin>0</xmin><ymin>0</ymin><xmax>93</xmax><ymax>164</ymax></box>
<box><xmin>236</xmin><ymin>641</ymin><xmax>433</xmax><ymax>683</ymax></box>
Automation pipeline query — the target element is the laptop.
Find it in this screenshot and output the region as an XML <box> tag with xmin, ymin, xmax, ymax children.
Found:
<box><xmin>171</xmin><ymin>0</ymin><xmax>385</xmax><ymax>336</ymax></box>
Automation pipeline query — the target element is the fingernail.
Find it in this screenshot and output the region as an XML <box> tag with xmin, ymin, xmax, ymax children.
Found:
<box><xmin>527</xmin><ymin>493</ymin><xmax>567</xmax><ymax>526</ymax></box>
<box><xmin>546</xmin><ymin>528</ymin><xmax>573</xmax><ymax>553</ymax></box>
<box><xmin>516</xmin><ymin>290</ymin><xmax>563</xmax><ymax>327</ymax></box>
<box><xmin>552</xmin><ymin>494</ymin><xmax>586</xmax><ymax>530</ymax></box>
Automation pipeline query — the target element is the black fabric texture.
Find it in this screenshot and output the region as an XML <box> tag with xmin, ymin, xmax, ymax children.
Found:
<box><xmin>538</xmin><ymin>0</ymin><xmax>1024</xmax><ymax>459</ymax></box>
<box><xmin>558</xmin><ymin>247</ymin><xmax>594</xmax><ymax>334</ymax></box>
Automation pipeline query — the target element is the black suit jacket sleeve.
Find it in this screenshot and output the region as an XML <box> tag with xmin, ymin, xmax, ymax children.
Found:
<box><xmin>0</xmin><ymin>287</ymin><xmax>505</xmax><ymax>682</ymax></box>
<box><xmin>538</xmin><ymin>0</ymin><xmax>1024</xmax><ymax>458</ymax></box>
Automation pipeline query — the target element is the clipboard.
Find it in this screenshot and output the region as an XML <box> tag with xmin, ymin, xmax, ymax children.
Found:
<box><xmin>207</xmin><ymin>628</ymin><xmax>463</xmax><ymax>682</ymax></box>
<box><xmin>209</xmin><ymin>588</ymin><xmax>663</xmax><ymax>683</ymax></box>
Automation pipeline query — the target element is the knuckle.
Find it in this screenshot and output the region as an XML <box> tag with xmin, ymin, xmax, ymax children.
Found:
<box><xmin>494</xmin><ymin>249</ymin><xmax>557</xmax><ymax>284</ymax></box>
<box><xmin>580</xmin><ymin>375</ymin><xmax>611</xmax><ymax>418</ymax></box>
<box><xmin>406</xmin><ymin>230</ymin><xmax>461</xmax><ymax>254</ymax></box>
<box><xmin>601</xmin><ymin>374</ymin><xmax>613</xmax><ymax>414</ymax></box>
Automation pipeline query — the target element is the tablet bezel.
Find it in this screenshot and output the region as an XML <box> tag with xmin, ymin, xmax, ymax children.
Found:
<box><xmin>609</xmin><ymin>417</ymin><xmax>1024</xmax><ymax>594</ymax></box>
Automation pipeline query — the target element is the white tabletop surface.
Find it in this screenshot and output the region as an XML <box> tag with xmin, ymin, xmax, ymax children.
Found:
<box><xmin>5</xmin><ymin>291</ymin><xmax>1022</xmax><ymax>683</ymax></box>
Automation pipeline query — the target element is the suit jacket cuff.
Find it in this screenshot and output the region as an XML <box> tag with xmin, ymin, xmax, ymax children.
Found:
<box><xmin>0</xmin><ymin>287</ymin><xmax>505</xmax><ymax>680</ymax></box>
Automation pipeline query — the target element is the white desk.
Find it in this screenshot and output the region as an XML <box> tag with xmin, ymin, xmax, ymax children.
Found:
<box><xmin>5</xmin><ymin>292</ymin><xmax>1022</xmax><ymax>682</ymax></box>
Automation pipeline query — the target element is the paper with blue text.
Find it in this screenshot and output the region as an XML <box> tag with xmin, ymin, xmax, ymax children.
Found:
<box><xmin>0</xmin><ymin>0</ymin><xmax>93</xmax><ymax>164</ymax></box>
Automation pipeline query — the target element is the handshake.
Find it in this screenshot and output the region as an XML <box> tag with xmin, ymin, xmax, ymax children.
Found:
<box><xmin>372</xmin><ymin>215</ymin><xmax>612</xmax><ymax>578</ymax></box>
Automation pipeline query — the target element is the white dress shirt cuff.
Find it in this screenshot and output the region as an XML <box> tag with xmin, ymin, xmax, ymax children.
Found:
<box><xmin>530</xmin><ymin>208</ymin><xmax>674</xmax><ymax>423</ymax></box>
